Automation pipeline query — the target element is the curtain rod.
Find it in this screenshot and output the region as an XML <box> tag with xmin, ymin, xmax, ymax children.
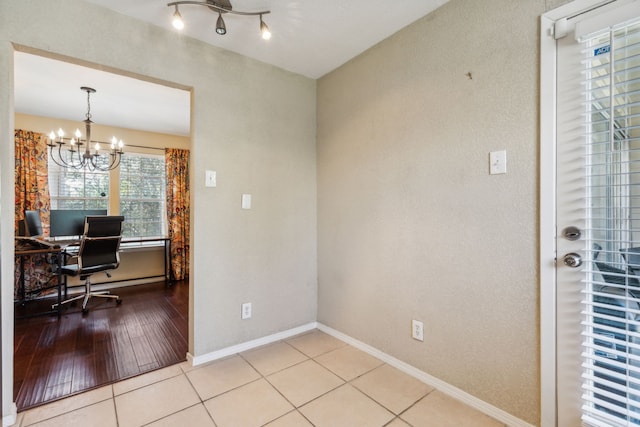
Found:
<box><xmin>43</xmin><ymin>134</ymin><xmax>171</xmax><ymax>152</ymax></box>
<box><xmin>126</xmin><ymin>144</ymin><xmax>165</xmax><ymax>152</ymax></box>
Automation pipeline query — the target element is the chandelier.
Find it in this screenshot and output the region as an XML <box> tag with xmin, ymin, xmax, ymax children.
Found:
<box><xmin>47</xmin><ymin>86</ymin><xmax>124</xmax><ymax>172</ymax></box>
<box><xmin>167</xmin><ymin>0</ymin><xmax>271</xmax><ymax>40</ymax></box>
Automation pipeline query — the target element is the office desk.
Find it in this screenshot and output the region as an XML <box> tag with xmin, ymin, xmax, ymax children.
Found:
<box><xmin>15</xmin><ymin>245</ymin><xmax>63</xmax><ymax>318</ymax></box>
<box><xmin>57</xmin><ymin>236</ymin><xmax>171</xmax><ymax>285</ymax></box>
<box><xmin>121</xmin><ymin>236</ymin><xmax>171</xmax><ymax>284</ymax></box>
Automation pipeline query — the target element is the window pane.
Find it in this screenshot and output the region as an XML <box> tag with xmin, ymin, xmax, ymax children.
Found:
<box><xmin>48</xmin><ymin>154</ymin><xmax>109</xmax><ymax>210</ymax></box>
<box><xmin>119</xmin><ymin>153</ymin><xmax>166</xmax><ymax>238</ymax></box>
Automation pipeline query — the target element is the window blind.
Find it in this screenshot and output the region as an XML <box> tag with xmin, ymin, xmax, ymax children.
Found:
<box><xmin>118</xmin><ymin>152</ymin><xmax>166</xmax><ymax>238</ymax></box>
<box><xmin>48</xmin><ymin>153</ymin><xmax>109</xmax><ymax>210</ymax></box>
<box><xmin>581</xmin><ymin>17</ymin><xmax>640</xmax><ymax>427</ymax></box>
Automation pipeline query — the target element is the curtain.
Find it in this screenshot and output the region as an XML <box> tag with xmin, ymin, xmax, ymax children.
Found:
<box><xmin>165</xmin><ymin>148</ymin><xmax>190</xmax><ymax>280</ymax></box>
<box><xmin>15</xmin><ymin>129</ymin><xmax>53</xmax><ymax>298</ymax></box>
<box><xmin>15</xmin><ymin>129</ymin><xmax>51</xmax><ymax>233</ymax></box>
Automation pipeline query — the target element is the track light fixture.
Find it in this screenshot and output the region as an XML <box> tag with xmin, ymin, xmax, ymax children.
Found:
<box><xmin>167</xmin><ymin>0</ymin><xmax>271</xmax><ymax>39</ymax></box>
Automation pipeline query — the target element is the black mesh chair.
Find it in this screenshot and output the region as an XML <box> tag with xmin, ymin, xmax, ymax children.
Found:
<box><xmin>621</xmin><ymin>247</ymin><xmax>640</xmax><ymax>277</ymax></box>
<box><xmin>593</xmin><ymin>243</ymin><xmax>640</xmax><ymax>421</ymax></box>
<box><xmin>53</xmin><ymin>216</ymin><xmax>124</xmax><ymax>314</ymax></box>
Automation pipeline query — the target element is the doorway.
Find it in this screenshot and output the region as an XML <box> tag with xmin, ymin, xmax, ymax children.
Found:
<box><xmin>12</xmin><ymin>52</ymin><xmax>192</xmax><ymax>410</ymax></box>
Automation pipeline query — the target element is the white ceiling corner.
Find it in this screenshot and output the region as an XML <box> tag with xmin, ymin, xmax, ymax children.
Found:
<box><xmin>14</xmin><ymin>0</ymin><xmax>449</xmax><ymax>136</ymax></box>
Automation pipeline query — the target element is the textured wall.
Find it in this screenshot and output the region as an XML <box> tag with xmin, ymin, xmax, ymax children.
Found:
<box><xmin>317</xmin><ymin>0</ymin><xmax>543</xmax><ymax>424</ymax></box>
<box><xmin>0</xmin><ymin>0</ymin><xmax>317</xmax><ymax>419</ymax></box>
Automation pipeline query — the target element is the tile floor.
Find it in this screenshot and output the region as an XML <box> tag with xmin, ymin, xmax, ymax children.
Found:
<box><xmin>12</xmin><ymin>330</ymin><xmax>505</xmax><ymax>427</ymax></box>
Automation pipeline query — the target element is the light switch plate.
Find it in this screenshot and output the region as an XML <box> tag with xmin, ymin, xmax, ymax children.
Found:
<box><xmin>205</xmin><ymin>170</ymin><xmax>217</xmax><ymax>187</ymax></box>
<box><xmin>489</xmin><ymin>150</ymin><xmax>507</xmax><ymax>175</ymax></box>
<box><xmin>242</xmin><ymin>194</ymin><xmax>252</xmax><ymax>209</ymax></box>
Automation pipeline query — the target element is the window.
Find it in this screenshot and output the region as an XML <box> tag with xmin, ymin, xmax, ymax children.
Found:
<box><xmin>48</xmin><ymin>156</ymin><xmax>109</xmax><ymax>210</ymax></box>
<box><xmin>119</xmin><ymin>153</ymin><xmax>166</xmax><ymax>238</ymax></box>
<box><xmin>48</xmin><ymin>151</ymin><xmax>166</xmax><ymax>238</ymax></box>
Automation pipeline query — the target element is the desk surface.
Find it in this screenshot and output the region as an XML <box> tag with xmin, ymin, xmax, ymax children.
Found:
<box><xmin>45</xmin><ymin>236</ymin><xmax>169</xmax><ymax>245</ymax></box>
<box><xmin>15</xmin><ymin>247</ymin><xmax>63</xmax><ymax>256</ymax></box>
<box><xmin>15</xmin><ymin>237</ymin><xmax>63</xmax><ymax>254</ymax></box>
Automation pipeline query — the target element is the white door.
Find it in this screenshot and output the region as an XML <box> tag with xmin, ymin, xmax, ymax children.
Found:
<box><xmin>550</xmin><ymin>1</ymin><xmax>640</xmax><ymax>425</ymax></box>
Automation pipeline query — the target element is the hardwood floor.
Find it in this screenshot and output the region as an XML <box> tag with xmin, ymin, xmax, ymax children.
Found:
<box><xmin>13</xmin><ymin>280</ymin><xmax>188</xmax><ymax>411</ymax></box>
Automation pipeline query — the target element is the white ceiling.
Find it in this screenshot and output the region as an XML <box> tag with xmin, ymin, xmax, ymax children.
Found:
<box><xmin>14</xmin><ymin>0</ymin><xmax>449</xmax><ymax>137</ymax></box>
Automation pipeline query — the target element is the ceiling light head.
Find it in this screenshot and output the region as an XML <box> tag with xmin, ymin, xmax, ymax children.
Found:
<box><xmin>172</xmin><ymin>6</ymin><xmax>184</xmax><ymax>30</ymax></box>
<box><xmin>216</xmin><ymin>12</ymin><xmax>226</xmax><ymax>35</ymax></box>
<box><xmin>260</xmin><ymin>15</ymin><xmax>271</xmax><ymax>40</ymax></box>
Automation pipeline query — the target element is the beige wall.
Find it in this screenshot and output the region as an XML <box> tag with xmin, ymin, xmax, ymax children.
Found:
<box><xmin>317</xmin><ymin>0</ymin><xmax>544</xmax><ymax>424</ymax></box>
<box><xmin>1</xmin><ymin>0</ymin><xmax>317</xmax><ymax>420</ymax></box>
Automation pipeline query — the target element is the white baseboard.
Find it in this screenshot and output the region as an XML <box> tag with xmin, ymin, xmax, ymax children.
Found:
<box><xmin>187</xmin><ymin>322</ymin><xmax>318</xmax><ymax>366</ymax></box>
<box><xmin>68</xmin><ymin>277</ymin><xmax>165</xmax><ymax>293</ymax></box>
<box><xmin>316</xmin><ymin>324</ymin><xmax>534</xmax><ymax>427</ymax></box>
<box><xmin>2</xmin><ymin>403</ymin><xmax>17</xmax><ymax>427</ymax></box>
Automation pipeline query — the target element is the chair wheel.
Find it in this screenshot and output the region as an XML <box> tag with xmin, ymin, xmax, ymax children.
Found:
<box><xmin>82</xmin><ymin>308</ymin><xmax>89</xmax><ymax>315</ymax></box>
<box><xmin>116</xmin><ymin>298</ymin><xmax>122</xmax><ymax>305</ymax></box>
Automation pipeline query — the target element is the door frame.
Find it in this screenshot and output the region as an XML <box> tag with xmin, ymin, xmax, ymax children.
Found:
<box><xmin>539</xmin><ymin>1</ymin><xmax>618</xmax><ymax>426</ymax></box>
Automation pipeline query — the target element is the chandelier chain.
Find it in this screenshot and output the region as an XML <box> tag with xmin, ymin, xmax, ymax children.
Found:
<box><xmin>86</xmin><ymin>89</ymin><xmax>92</xmax><ymax>121</ymax></box>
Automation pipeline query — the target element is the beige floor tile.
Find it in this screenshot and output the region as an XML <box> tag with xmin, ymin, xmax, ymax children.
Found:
<box><xmin>145</xmin><ymin>404</ymin><xmax>215</xmax><ymax>427</ymax></box>
<box><xmin>204</xmin><ymin>378</ymin><xmax>294</xmax><ymax>427</ymax></box>
<box><xmin>352</xmin><ymin>364</ymin><xmax>433</xmax><ymax>414</ymax></box>
<box><xmin>386</xmin><ymin>417</ymin><xmax>412</xmax><ymax>426</ymax></box>
<box><xmin>113</xmin><ymin>363</ymin><xmax>183</xmax><ymax>396</ymax></box>
<box><xmin>315</xmin><ymin>345</ymin><xmax>384</xmax><ymax>381</ymax></box>
<box><xmin>286</xmin><ymin>330</ymin><xmax>346</xmax><ymax>357</ymax></box>
<box><xmin>241</xmin><ymin>341</ymin><xmax>308</xmax><ymax>376</ymax></box>
<box><xmin>20</xmin><ymin>385</ymin><xmax>113</xmax><ymax>426</ymax></box>
<box><xmin>186</xmin><ymin>355</ymin><xmax>261</xmax><ymax>400</ymax></box>
<box><xmin>267</xmin><ymin>359</ymin><xmax>344</xmax><ymax>407</ymax></box>
<box><xmin>114</xmin><ymin>374</ymin><xmax>200</xmax><ymax>427</ymax></box>
<box><xmin>179</xmin><ymin>360</ymin><xmax>196</xmax><ymax>373</ymax></box>
<box><xmin>264</xmin><ymin>410</ymin><xmax>313</xmax><ymax>426</ymax></box>
<box><xmin>26</xmin><ymin>400</ymin><xmax>117</xmax><ymax>427</ymax></box>
<box><xmin>401</xmin><ymin>390</ymin><xmax>504</xmax><ymax>427</ymax></box>
<box><xmin>299</xmin><ymin>384</ymin><xmax>394</xmax><ymax>427</ymax></box>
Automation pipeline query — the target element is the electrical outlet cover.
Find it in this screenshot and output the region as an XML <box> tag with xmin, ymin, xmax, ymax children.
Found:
<box><xmin>241</xmin><ymin>302</ymin><xmax>252</xmax><ymax>319</ymax></box>
<box><xmin>412</xmin><ymin>319</ymin><xmax>424</xmax><ymax>341</ymax></box>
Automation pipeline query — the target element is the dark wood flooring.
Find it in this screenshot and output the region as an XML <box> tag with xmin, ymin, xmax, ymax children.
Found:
<box><xmin>13</xmin><ymin>280</ymin><xmax>188</xmax><ymax>411</ymax></box>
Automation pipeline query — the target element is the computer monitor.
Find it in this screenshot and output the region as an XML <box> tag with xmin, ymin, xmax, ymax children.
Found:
<box><xmin>23</xmin><ymin>210</ymin><xmax>43</xmax><ymax>237</ymax></box>
<box><xmin>49</xmin><ymin>209</ymin><xmax>108</xmax><ymax>238</ymax></box>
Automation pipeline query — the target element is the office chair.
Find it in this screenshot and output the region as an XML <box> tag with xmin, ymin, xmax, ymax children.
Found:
<box><xmin>592</xmin><ymin>243</ymin><xmax>640</xmax><ymax>415</ymax></box>
<box><xmin>53</xmin><ymin>215</ymin><xmax>124</xmax><ymax>314</ymax></box>
<box><xmin>621</xmin><ymin>247</ymin><xmax>640</xmax><ymax>277</ymax></box>
<box><xmin>23</xmin><ymin>210</ymin><xmax>43</xmax><ymax>237</ymax></box>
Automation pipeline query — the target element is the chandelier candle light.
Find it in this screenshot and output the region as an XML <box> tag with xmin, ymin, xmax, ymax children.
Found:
<box><xmin>47</xmin><ymin>86</ymin><xmax>124</xmax><ymax>172</ymax></box>
<box><xmin>168</xmin><ymin>0</ymin><xmax>271</xmax><ymax>40</ymax></box>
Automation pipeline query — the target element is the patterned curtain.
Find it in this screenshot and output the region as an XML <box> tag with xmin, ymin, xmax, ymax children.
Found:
<box><xmin>165</xmin><ymin>148</ymin><xmax>190</xmax><ymax>280</ymax></box>
<box><xmin>15</xmin><ymin>129</ymin><xmax>51</xmax><ymax>233</ymax></box>
<box><xmin>15</xmin><ymin>129</ymin><xmax>53</xmax><ymax>299</ymax></box>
